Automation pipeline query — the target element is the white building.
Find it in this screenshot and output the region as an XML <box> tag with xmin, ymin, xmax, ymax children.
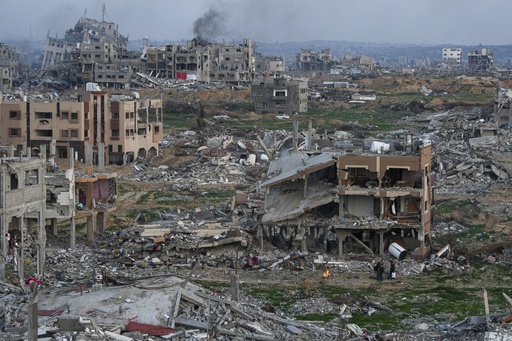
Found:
<box><xmin>442</xmin><ymin>48</ymin><xmax>462</xmax><ymax>64</ymax></box>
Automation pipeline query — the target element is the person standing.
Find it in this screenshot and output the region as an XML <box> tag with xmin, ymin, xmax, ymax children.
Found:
<box><xmin>377</xmin><ymin>261</ymin><xmax>384</xmax><ymax>282</ymax></box>
<box><xmin>389</xmin><ymin>261</ymin><xmax>396</xmax><ymax>280</ymax></box>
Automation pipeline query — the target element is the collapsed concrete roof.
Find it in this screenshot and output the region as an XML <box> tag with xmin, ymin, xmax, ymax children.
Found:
<box><xmin>262</xmin><ymin>152</ymin><xmax>337</xmax><ymax>224</ymax></box>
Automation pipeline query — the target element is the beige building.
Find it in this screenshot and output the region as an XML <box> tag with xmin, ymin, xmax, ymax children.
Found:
<box><xmin>0</xmin><ymin>43</ymin><xmax>19</xmax><ymax>88</ymax></box>
<box><xmin>0</xmin><ymin>91</ymin><xmax>162</xmax><ymax>164</ymax></box>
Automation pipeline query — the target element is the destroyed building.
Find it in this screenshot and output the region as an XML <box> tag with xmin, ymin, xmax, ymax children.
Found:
<box><xmin>251</xmin><ymin>75</ymin><xmax>308</xmax><ymax>115</ymax></box>
<box><xmin>0</xmin><ymin>43</ymin><xmax>20</xmax><ymax>89</ymax></box>
<box><xmin>74</xmin><ymin>146</ymin><xmax>117</xmax><ymax>245</ymax></box>
<box><xmin>468</xmin><ymin>48</ymin><xmax>494</xmax><ymax>72</ymax></box>
<box><xmin>146</xmin><ymin>38</ymin><xmax>256</xmax><ymax>85</ymax></box>
<box><xmin>295</xmin><ymin>48</ymin><xmax>332</xmax><ymax>71</ymax></box>
<box><xmin>494</xmin><ymin>86</ymin><xmax>512</xmax><ymax>128</ymax></box>
<box><xmin>261</xmin><ymin>136</ymin><xmax>433</xmax><ymax>260</ymax></box>
<box><xmin>255</xmin><ymin>55</ymin><xmax>286</xmax><ymax>74</ymax></box>
<box><xmin>41</xmin><ymin>14</ymin><xmax>144</xmax><ymax>89</ymax></box>
<box><xmin>0</xmin><ymin>154</ymin><xmax>46</xmax><ymax>282</ymax></box>
<box><xmin>0</xmin><ymin>88</ymin><xmax>163</xmax><ymax>164</ymax></box>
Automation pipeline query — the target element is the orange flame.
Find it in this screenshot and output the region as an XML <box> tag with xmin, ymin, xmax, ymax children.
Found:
<box><xmin>322</xmin><ymin>269</ymin><xmax>331</xmax><ymax>278</ymax></box>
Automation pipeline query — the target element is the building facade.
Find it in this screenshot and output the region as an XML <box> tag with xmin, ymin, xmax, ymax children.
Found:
<box><xmin>0</xmin><ymin>90</ymin><xmax>163</xmax><ymax>164</ymax></box>
<box><xmin>0</xmin><ymin>43</ymin><xmax>19</xmax><ymax>89</ymax></box>
<box><xmin>261</xmin><ymin>137</ymin><xmax>434</xmax><ymax>260</ymax></box>
<box><xmin>468</xmin><ymin>49</ymin><xmax>494</xmax><ymax>72</ymax></box>
<box><xmin>442</xmin><ymin>48</ymin><xmax>462</xmax><ymax>64</ymax></box>
<box><xmin>251</xmin><ymin>76</ymin><xmax>308</xmax><ymax>115</ymax></box>
<box><xmin>295</xmin><ymin>49</ymin><xmax>332</xmax><ymax>71</ymax></box>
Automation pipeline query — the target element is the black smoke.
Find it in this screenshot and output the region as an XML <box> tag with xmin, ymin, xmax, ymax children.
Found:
<box><xmin>193</xmin><ymin>7</ymin><xmax>226</xmax><ymax>46</ymax></box>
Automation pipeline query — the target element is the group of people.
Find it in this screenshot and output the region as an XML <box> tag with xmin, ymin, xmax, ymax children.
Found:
<box><xmin>375</xmin><ymin>259</ymin><xmax>397</xmax><ymax>282</ymax></box>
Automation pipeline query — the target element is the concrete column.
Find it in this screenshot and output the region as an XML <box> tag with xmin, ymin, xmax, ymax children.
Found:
<box><xmin>87</xmin><ymin>215</ymin><xmax>95</xmax><ymax>245</ymax></box>
<box><xmin>293</xmin><ymin>120</ymin><xmax>298</xmax><ymax>152</ymax></box>
<box><xmin>338</xmin><ymin>237</ymin><xmax>343</xmax><ymax>257</ymax></box>
<box><xmin>0</xmin><ymin>210</ymin><xmax>9</xmax><ymax>281</ymax></box>
<box><xmin>98</xmin><ymin>143</ymin><xmax>105</xmax><ymax>172</ymax></box>
<box><xmin>51</xmin><ymin>218</ymin><xmax>58</xmax><ymax>236</ymax></box>
<box><xmin>85</xmin><ymin>145</ymin><xmax>93</xmax><ymax>166</ymax></box>
<box><xmin>19</xmin><ymin>217</ymin><xmax>25</xmax><ymax>282</ymax></box>
<box><xmin>70</xmin><ymin>216</ymin><xmax>76</xmax><ymax>248</ymax></box>
<box><xmin>378</xmin><ymin>231</ymin><xmax>385</xmax><ymax>256</ymax></box>
<box><xmin>38</xmin><ymin>211</ymin><xmax>46</xmax><ymax>277</ymax></box>
<box><xmin>28</xmin><ymin>283</ymin><xmax>38</xmax><ymax>341</ymax></box>
<box><xmin>96</xmin><ymin>212</ymin><xmax>105</xmax><ymax>234</ymax></box>
<box><xmin>230</xmin><ymin>271</ymin><xmax>239</xmax><ymax>302</ymax></box>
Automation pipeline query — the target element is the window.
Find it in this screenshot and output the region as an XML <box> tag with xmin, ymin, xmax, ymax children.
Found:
<box><xmin>35</xmin><ymin>112</ymin><xmax>52</xmax><ymax>119</ymax></box>
<box><xmin>111</xmin><ymin>129</ymin><xmax>120</xmax><ymax>137</ymax></box>
<box><xmin>71</xmin><ymin>112</ymin><xmax>78</xmax><ymax>120</ymax></box>
<box><xmin>118</xmin><ymin>145</ymin><xmax>123</xmax><ymax>153</ymax></box>
<box><xmin>25</xmin><ymin>170</ymin><xmax>38</xmax><ymax>186</ymax></box>
<box><xmin>9</xmin><ymin>128</ymin><xmax>20</xmax><ymax>136</ymax></box>
<box><xmin>84</xmin><ymin>130</ymin><xmax>89</xmax><ymax>138</ymax></box>
<box><xmin>62</xmin><ymin>112</ymin><xmax>69</xmax><ymax>119</ymax></box>
<box><xmin>10</xmin><ymin>174</ymin><xmax>18</xmax><ymax>189</ymax></box>
<box><xmin>84</xmin><ymin>113</ymin><xmax>89</xmax><ymax>120</ymax></box>
<box><xmin>35</xmin><ymin>130</ymin><xmax>53</xmax><ymax>137</ymax></box>
<box><xmin>155</xmin><ymin>126</ymin><xmax>160</xmax><ymax>134</ymax></box>
<box><xmin>9</xmin><ymin>111</ymin><xmax>19</xmax><ymax>119</ymax></box>
<box><xmin>71</xmin><ymin>130</ymin><xmax>78</xmax><ymax>138</ymax></box>
<box><xmin>61</xmin><ymin>130</ymin><xmax>69</xmax><ymax>138</ymax></box>
<box><xmin>125</xmin><ymin>112</ymin><xmax>130</xmax><ymax>119</ymax></box>
<box><xmin>261</xmin><ymin>102</ymin><xmax>268</xmax><ymax>107</ymax></box>
<box><xmin>112</xmin><ymin>112</ymin><xmax>119</xmax><ymax>119</ymax></box>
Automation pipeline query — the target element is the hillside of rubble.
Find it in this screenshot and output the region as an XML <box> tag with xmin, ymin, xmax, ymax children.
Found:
<box><xmin>5</xmin><ymin>74</ymin><xmax>512</xmax><ymax>340</ymax></box>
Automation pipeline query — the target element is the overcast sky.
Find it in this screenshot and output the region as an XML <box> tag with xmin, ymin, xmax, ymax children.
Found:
<box><xmin>0</xmin><ymin>0</ymin><xmax>510</xmax><ymax>45</ymax></box>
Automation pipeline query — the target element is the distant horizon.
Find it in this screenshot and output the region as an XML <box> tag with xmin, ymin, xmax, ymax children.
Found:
<box><xmin>1</xmin><ymin>0</ymin><xmax>512</xmax><ymax>46</ymax></box>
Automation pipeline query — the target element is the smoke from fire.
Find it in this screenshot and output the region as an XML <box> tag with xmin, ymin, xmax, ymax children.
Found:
<box><xmin>192</xmin><ymin>7</ymin><xmax>226</xmax><ymax>46</ymax></box>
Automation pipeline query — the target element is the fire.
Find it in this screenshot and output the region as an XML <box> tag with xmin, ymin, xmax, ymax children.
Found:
<box><xmin>322</xmin><ymin>269</ymin><xmax>331</xmax><ymax>278</ymax></box>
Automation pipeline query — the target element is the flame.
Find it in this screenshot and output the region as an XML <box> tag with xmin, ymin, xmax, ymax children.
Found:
<box><xmin>322</xmin><ymin>269</ymin><xmax>331</xmax><ymax>278</ymax></box>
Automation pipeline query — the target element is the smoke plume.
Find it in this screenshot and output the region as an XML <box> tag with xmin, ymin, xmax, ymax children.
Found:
<box><xmin>193</xmin><ymin>7</ymin><xmax>226</xmax><ymax>45</ymax></box>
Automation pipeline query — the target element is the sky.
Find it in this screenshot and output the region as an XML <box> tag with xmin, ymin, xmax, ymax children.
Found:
<box><xmin>0</xmin><ymin>0</ymin><xmax>511</xmax><ymax>45</ymax></box>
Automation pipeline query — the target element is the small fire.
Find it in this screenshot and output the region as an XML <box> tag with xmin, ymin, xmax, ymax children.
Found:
<box><xmin>322</xmin><ymin>269</ymin><xmax>331</xmax><ymax>278</ymax></box>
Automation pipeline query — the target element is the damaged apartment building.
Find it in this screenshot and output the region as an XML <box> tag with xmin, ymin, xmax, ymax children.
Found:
<box><xmin>251</xmin><ymin>75</ymin><xmax>308</xmax><ymax>115</ymax></box>
<box><xmin>295</xmin><ymin>48</ymin><xmax>332</xmax><ymax>72</ymax></box>
<box><xmin>0</xmin><ymin>152</ymin><xmax>47</xmax><ymax>282</ymax></box>
<box><xmin>261</xmin><ymin>136</ymin><xmax>433</xmax><ymax>260</ymax></box>
<box><xmin>0</xmin><ymin>144</ymin><xmax>118</xmax><ymax>283</ymax></box>
<box><xmin>145</xmin><ymin>38</ymin><xmax>256</xmax><ymax>85</ymax></box>
<box><xmin>0</xmin><ymin>87</ymin><xmax>163</xmax><ymax>165</ymax></box>
<box><xmin>0</xmin><ymin>43</ymin><xmax>20</xmax><ymax>89</ymax></box>
<box><xmin>42</xmin><ymin>13</ymin><xmax>145</xmax><ymax>89</ymax></box>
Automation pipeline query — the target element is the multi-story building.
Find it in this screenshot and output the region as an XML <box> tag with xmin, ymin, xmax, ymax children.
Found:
<box><xmin>255</xmin><ymin>55</ymin><xmax>285</xmax><ymax>74</ymax></box>
<box><xmin>251</xmin><ymin>76</ymin><xmax>308</xmax><ymax>115</ymax></box>
<box><xmin>468</xmin><ymin>49</ymin><xmax>494</xmax><ymax>72</ymax></box>
<box><xmin>0</xmin><ymin>90</ymin><xmax>163</xmax><ymax>164</ymax></box>
<box><xmin>0</xmin><ymin>43</ymin><xmax>19</xmax><ymax>88</ymax></box>
<box><xmin>0</xmin><ymin>155</ymin><xmax>46</xmax><ymax>281</ymax></box>
<box><xmin>146</xmin><ymin>38</ymin><xmax>256</xmax><ymax>85</ymax></box>
<box><xmin>295</xmin><ymin>49</ymin><xmax>332</xmax><ymax>71</ymax></box>
<box><xmin>442</xmin><ymin>47</ymin><xmax>462</xmax><ymax>64</ymax></box>
<box><xmin>261</xmin><ymin>137</ymin><xmax>434</xmax><ymax>260</ymax></box>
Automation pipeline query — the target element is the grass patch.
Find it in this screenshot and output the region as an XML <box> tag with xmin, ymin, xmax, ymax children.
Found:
<box><xmin>244</xmin><ymin>286</ymin><xmax>294</xmax><ymax>311</ymax></box>
<box><xmin>435</xmin><ymin>199</ymin><xmax>474</xmax><ymax>214</ymax></box>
